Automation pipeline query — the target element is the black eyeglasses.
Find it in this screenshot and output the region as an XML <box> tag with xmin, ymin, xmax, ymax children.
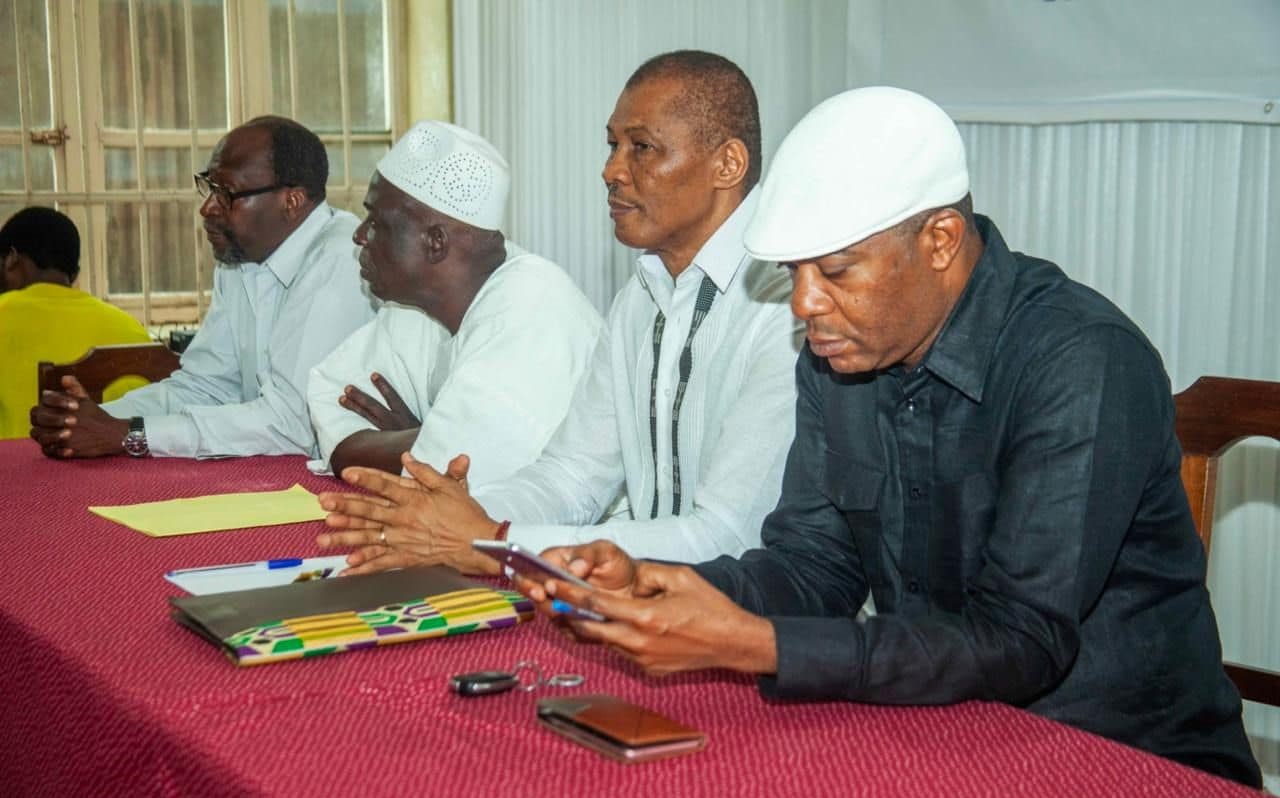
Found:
<box><xmin>194</xmin><ymin>171</ymin><xmax>289</xmax><ymax>209</ymax></box>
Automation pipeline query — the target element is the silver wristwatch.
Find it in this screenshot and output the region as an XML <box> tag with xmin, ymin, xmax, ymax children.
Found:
<box><xmin>122</xmin><ymin>417</ymin><xmax>150</xmax><ymax>457</ymax></box>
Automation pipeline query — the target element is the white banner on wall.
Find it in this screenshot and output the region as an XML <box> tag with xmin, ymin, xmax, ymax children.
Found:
<box><xmin>848</xmin><ymin>0</ymin><xmax>1280</xmax><ymax>124</ymax></box>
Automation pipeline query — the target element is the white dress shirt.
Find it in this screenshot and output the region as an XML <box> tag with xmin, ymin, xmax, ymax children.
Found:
<box><xmin>307</xmin><ymin>245</ymin><xmax>603</xmax><ymax>487</ymax></box>
<box><xmin>474</xmin><ymin>189</ymin><xmax>804</xmax><ymax>562</ymax></box>
<box><xmin>103</xmin><ymin>202</ymin><xmax>375</xmax><ymax>458</ymax></box>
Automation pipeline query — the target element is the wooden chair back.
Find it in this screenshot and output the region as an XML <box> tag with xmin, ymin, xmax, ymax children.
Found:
<box><xmin>38</xmin><ymin>342</ymin><xmax>180</xmax><ymax>404</ymax></box>
<box><xmin>1174</xmin><ymin>375</ymin><xmax>1280</xmax><ymax>707</ymax></box>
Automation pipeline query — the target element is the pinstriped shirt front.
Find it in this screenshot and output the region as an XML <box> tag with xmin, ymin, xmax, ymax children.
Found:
<box><xmin>476</xmin><ymin>189</ymin><xmax>805</xmax><ymax>563</ymax></box>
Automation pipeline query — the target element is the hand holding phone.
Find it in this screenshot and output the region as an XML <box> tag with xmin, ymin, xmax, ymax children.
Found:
<box><xmin>471</xmin><ymin>540</ymin><xmax>606</xmax><ymax>621</ymax></box>
<box><xmin>472</xmin><ymin>539</ymin><xmax>592</xmax><ymax>588</ymax></box>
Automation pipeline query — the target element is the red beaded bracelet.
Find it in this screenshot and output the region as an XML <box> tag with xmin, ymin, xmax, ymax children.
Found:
<box><xmin>494</xmin><ymin>520</ymin><xmax>511</xmax><ymax>542</ymax></box>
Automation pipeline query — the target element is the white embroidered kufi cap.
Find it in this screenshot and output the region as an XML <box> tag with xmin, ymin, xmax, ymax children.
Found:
<box><xmin>744</xmin><ymin>86</ymin><xmax>969</xmax><ymax>263</ymax></box>
<box><xmin>376</xmin><ymin>121</ymin><xmax>510</xmax><ymax>231</ymax></box>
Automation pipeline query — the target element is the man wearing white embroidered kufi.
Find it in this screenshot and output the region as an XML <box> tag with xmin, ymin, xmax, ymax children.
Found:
<box><xmin>307</xmin><ymin>121</ymin><xmax>602</xmax><ymax>500</ymax></box>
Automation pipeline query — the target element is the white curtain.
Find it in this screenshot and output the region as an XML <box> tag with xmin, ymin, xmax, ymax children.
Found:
<box><xmin>847</xmin><ymin>0</ymin><xmax>1280</xmax><ymax>124</ymax></box>
<box><xmin>453</xmin><ymin>0</ymin><xmax>1280</xmax><ymax>781</ymax></box>
<box><xmin>452</xmin><ymin>0</ymin><xmax>857</xmax><ymax>310</ymax></box>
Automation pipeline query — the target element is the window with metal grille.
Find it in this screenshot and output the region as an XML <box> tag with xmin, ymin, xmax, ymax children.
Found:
<box><xmin>1</xmin><ymin>0</ymin><xmax>407</xmax><ymax>324</ymax></box>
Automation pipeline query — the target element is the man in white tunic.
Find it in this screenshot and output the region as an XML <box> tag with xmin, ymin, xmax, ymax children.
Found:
<box><xmin>315</xmin><ymin>51</ymin><xmax>801</xmax><ymax>574</ymax></box>
<box><xmin>307</xmin><ymin>121</ymin><xmax>601</xmax><ymax>488</ymax></box>
<box><xmin>30</xmin><ymin>116</ymin><xmax>375</xmax><ymax>459</ymax></box>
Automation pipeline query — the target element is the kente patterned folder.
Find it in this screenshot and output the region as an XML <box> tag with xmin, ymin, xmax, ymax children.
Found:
<box><xmin>170</xmin><ymin>565</ymin><xmax>533</xmax><ymax>666</ymax></box>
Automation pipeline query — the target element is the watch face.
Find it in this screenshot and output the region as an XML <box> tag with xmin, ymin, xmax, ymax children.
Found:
<box><xmin>123</xmin><ymin>429</ymin><xmax>149</xmax><ymax>457</ymax></box>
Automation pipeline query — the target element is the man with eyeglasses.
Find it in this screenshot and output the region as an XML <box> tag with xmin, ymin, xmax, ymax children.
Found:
<box><xmin>30</xmin><ymin>116</ymin><xmax>375</xmax><ymax>459</ymax></box>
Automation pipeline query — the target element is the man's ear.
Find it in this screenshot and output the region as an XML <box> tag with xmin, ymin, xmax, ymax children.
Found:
<box><xmin>923</xmin><ymin>209</ymin><xmax>967</xmax><ymax>273</ymax></box>
<box><xmin>425</xmin><ymin>224</ymin><xmax>449</xmax><ymax>264</ymax></box>
<box><xmin>710</xmin><ymin>138</ymin><xmax>749</xmax><ymax>191</ymax></box>
<box><xmin>3</xmin><ymin>250</ymin><xmax>35</xmax><ymax>290</ymax></box>
<box><xmin>281</xmin><ymin>186</ymin><xmax>309</xmax><ymax>221</ymax></box>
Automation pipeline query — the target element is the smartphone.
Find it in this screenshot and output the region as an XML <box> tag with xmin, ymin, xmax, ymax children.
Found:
<box><xmin>536</xmin><ymin>695</ymin><xmax>707</xmax><ymax>763</ymax></box>
<box><xmin>471</xmin><ymin>540</ymin><xmax>606</xmax><ymax>621</ymax></box>
<box><xmin>471</xmin><ymin>539</ymin><xmax>593</xmax><ymax>590</ymax></box>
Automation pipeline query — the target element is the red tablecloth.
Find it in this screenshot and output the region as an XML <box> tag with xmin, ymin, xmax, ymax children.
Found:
<box><xmin>0</xmin><ymin>439</ymin><xmax>1258</xmax><ymax>797</ymax></box>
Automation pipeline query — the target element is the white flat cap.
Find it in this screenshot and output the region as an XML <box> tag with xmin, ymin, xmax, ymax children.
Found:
<box><xmin>376</xmin><ymin>121</ymin><xmax>510</xmax><ymax>231</ymax></box>
<box><xmin>744</xmin><ymin>86</ymin><xmax>969</xmax><ymax>262</ymax></box>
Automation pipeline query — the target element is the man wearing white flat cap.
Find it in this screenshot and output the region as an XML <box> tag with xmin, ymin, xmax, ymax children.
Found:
<box><xmin>515</xmin><ymin>87</ymin><xmax>1261</xmax><ymax>786</ymax></box>
<box><xmin>307</xmin><ymin>121</ymin><xmax>601</xmax><ymax>492</ymax></box>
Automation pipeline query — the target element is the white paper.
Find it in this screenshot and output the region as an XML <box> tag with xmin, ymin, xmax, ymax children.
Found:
<box><xmin>165</xmin><ymin>555</ymin><xmax>352</xmax><ymax>595</ymax></box>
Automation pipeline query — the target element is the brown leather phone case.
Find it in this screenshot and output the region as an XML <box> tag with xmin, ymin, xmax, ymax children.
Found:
<box><xmin>537</xmin><ymin>695</ymin><xmax>706</xmax><ymax>761</ymax></box>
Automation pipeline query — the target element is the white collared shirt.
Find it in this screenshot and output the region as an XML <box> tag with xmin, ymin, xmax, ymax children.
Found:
<box><xmin>103</xmin><ymin>202</ymin><xmax>376</xmax><ymax>458</ymax></box>
<box><xmin>306</xmin><ymin>244</ymin><xmax>603</xmax><ymax>487</ymax></box>
<box><xmin>475</xmin><ymin>189</ymin><xmax>804</xmax><ymax>562</ymax></box>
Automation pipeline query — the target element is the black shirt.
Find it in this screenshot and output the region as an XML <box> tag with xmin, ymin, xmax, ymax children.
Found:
<box><xmin>696</xmin><ymin>217</ymin><xmax>1260</xmax><ymax>786</ymax></box>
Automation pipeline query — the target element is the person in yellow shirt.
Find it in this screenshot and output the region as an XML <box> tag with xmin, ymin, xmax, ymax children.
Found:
<box><xmin>0</xmin><ymin>207</ymin><xmax>152</xmax><ymax>439</ymax></box>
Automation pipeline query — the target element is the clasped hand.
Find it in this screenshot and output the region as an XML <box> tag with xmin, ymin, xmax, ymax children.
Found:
<box><xmin>316</xmin><ymin>452</ymin><xmax>501</xmax><ymax>575</ymax></box>
<box><xmin>516</xmin><ymin>540</ymin><xmax>779</xmax><ymax>677</ymax></box>
<box><xmin>29</xmin><ymin>376</ymin><xmax>130</xmax><ymax>458</ymax></box>
<box><xmin>339</xmin><ymin>372</ymin><xmax>419</xmax><ymax>430</ymax></box>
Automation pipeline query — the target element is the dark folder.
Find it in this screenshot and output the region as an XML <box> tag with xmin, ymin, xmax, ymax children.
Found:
<box><xmin>170</xmin><ymin>565</ymin><xmax>533</xmax><ymax>666</ymax></box>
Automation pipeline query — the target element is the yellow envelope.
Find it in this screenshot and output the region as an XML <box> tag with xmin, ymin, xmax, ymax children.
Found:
<box><xmin>89</xmin><ymin>484</ymin><xmax>326</xmax><ymax>537</ymax></box>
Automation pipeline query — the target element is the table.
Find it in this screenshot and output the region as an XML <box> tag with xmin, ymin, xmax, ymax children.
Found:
<box><xmin>0</xmin><ymin>439</ymin><xmax>1259</xmax><ymax>797</ymax></box>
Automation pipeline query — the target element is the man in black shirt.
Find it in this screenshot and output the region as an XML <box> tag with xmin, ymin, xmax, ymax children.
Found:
<box><xmin>520</xmin><ymin>87</ymin><xmax>1260</xmax><ymax>786</ymax></box>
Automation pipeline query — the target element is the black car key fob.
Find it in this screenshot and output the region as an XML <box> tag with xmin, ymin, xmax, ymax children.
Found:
<box><xmin>449</xmin><ymin>670</ymin><xmax>521</xmax><ymax>696</ymax></box>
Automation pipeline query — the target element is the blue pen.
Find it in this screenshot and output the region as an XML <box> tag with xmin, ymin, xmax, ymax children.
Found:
<box><xmin>551</xmin><ymin>599</ymin><xmax>607</xmax><ymax>623</ymax></box>
<box><xmin>167</xmin><ymin>558</ymin><xmax>304</xmax><ymax>576</ymax></box>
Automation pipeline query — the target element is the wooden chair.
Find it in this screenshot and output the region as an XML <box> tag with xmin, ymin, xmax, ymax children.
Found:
<box><xmin>38</xmin><ymin>342</ymin><xmax>181</xmax><ymax>404</ymax></box>
<box><xmin>1174</xmin><ymin>375</ymin><xmax>1280</xmax><ymax>707</ymax></box>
